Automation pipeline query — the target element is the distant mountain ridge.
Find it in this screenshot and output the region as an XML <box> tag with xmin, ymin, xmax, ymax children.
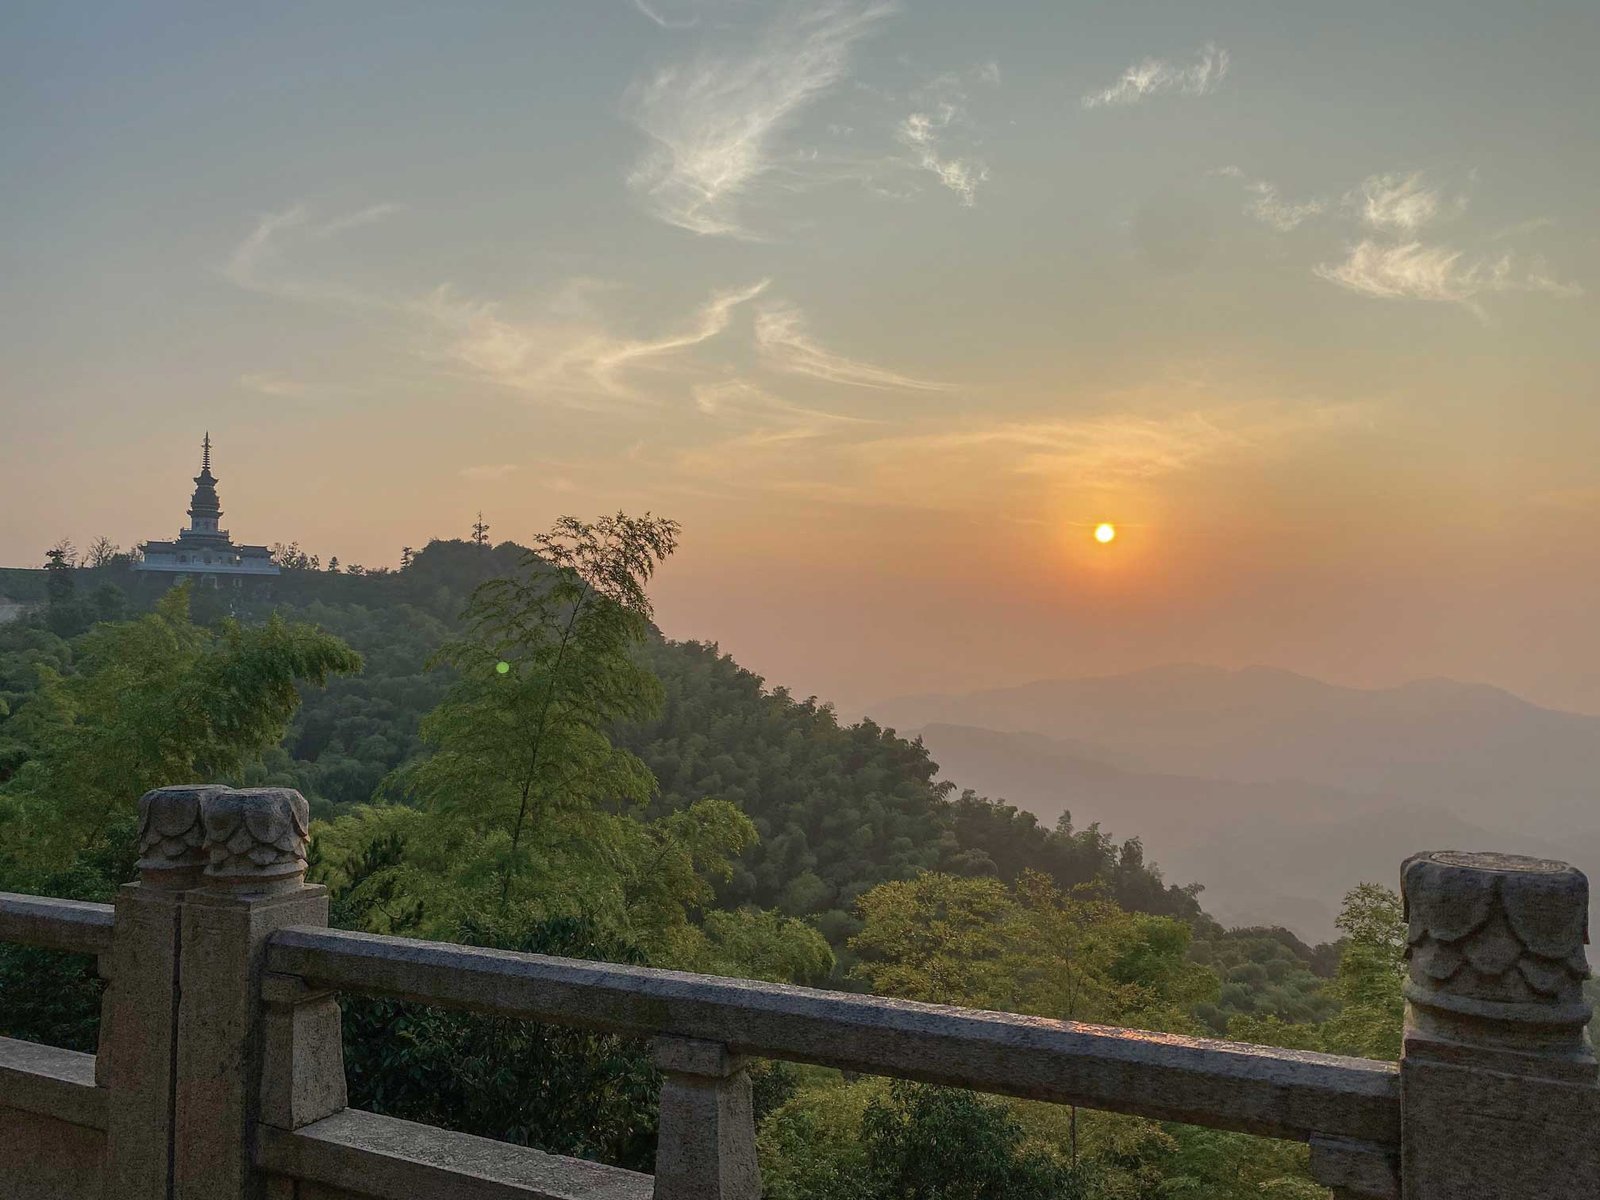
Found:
<box><xmin>873</xmin><ymin>665</ymin><xmax>1600</xmax><ymax>940</ymax></box>
<box><xmin>876</xmin><ymin>664</ymin><xmax>1600</xmax><ymax>832</ymax></box>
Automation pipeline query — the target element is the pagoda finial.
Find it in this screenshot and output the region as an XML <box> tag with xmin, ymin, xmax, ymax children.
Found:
<box><xmin>203</xmin><ymin>432</ymin><xmax>212</xmax><ymax>472</ymax></box>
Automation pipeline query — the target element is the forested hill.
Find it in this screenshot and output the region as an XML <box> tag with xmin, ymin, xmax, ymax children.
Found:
<box><xmin>254</xmin><ymin>540</ymin><xmax>1205</xmax><ymax>943</ymax></box>
<box><xmin>3</xmin><ymin>538</ymin><xmax>1204</xmax><ymax>950</ymax></box>
<box><xmin>4</xmin><ymin>534</ymin><xmax>1387</xmax><ymax>1194</ymax></box>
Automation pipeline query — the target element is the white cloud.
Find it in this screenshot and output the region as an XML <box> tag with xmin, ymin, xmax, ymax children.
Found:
<box><xmin>309</xmin><ymin>203</ymin><xmax>404</xmax><ymax>239</ymax></box>
<box><xmin>416</xmin><ymin>279</ymin><xmax>769</xmax><ymax>403</ymax></box>
<box><xmin>1247</xmin><ymin>182</ymin><xmax>1324</xmax><ymax>232</ymax></box>
<box><xmin>632</xmin><ymin>0</ymin><xmax>701</xmax><ymax>30</ymax></box>
<box><xmin>691</xmin><ymin>377</ymin><xmax>876</xmax><ymax>428</ymax></box>
<box><xmin>1355</xmin><ymin>172</ymin><xmax>1443</xmax><ymax>232</ymax></box>
<box><xmin>679</xmin><ymin>393</ymin><xmax>1373</xmax><ymax>507</ymax></box>
<box><xmin>623</xmin><ymin>2</ymin><xmax>893</xmax><ymax>236</ymax></box>
<box><xmin>1204</xmin><ymin>167</ymin><xmax>1582</xmax><ymax>314</ymax></box>
<box><xmin>1083</xmin><ymin>43</ymin><xmax>1230</xmax><ymax>108</ymax></box>
<box><xmin>223</xmin><ymin>205</ymin><xmax>309</xmax><ymax>291</ymax></box>
<box><xmin>897</xmin><ymin>104</ymin><xmax>989</xmax><ymax>206</ymax></box>
<box><xmin>754</xmin><ymin>304</ymin><xmax>952</xmax><ymax>391</ymax></box>
<box><xmin>854</xmin><ymin>400</ymin><xmax>1368</xmax><ymax>491</ymax></box>
<box><xmin>1314</xmin><ymin>240</ymin><xmax>1582</xmax><ymax>312</ymax></box>
<box><xmin>1214</xmin><ymin>168</ymin><xmax>1326</xmax><ymax>232</ymax></box>
<box><xmin>221</xmin><ymin>203</ymin><xmax>401</xmax><ymax>306</ymax></box>
<box><xmin>1490</xmin><ymin>216</ymin><xmax>1556</xmax><ymax>241</ymax></box>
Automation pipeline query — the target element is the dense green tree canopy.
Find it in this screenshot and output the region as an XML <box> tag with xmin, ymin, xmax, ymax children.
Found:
<box><xmin>0</xmin><ymin>522</ymin><xmax>1415</xmax><ymax>1196</ymax></box>
<box><xmin>0</xmin><ymin>585</ymin><xmax>359</xmax><ymax>882</ymax></box>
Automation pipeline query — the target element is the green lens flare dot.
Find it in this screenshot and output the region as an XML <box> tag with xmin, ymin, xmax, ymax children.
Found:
<box><xmin>495</xmin><ymin>661</ymin><xmax>511</xmax><ymax>675</ymax></box>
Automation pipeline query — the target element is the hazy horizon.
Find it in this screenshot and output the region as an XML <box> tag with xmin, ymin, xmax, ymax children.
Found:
<box><xmin>6</xmin><ymin>1</ymin><xmax>1599</xmax><ymax>717</ymax></box>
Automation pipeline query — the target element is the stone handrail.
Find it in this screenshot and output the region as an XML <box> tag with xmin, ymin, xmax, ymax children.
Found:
<box><xmin>267</xmin><ymin>924</ymin><xmax>1400</xmax><ymax>1145</ymax></box>
<box><xmin>0</xmin><ymin>892</ymin><xmax>115</xmax><ymax>955</ymax></box>
<box><xmin>0</xmin><ymin>785</ymin><xmax>1594</xmax><ymax>1199</ymax></box>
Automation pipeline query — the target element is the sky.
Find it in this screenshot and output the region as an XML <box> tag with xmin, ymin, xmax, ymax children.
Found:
<box><xmin>4</xmin><ymin>1</ymin><xmax>1599</xmax><ymax>716</ymax></box>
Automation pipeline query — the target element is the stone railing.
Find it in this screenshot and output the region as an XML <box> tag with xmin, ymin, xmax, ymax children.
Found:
<box><xmin>0</xmin><ymin>786</ymin><xmax>1595</xmax><ymax>1199</ymax></box>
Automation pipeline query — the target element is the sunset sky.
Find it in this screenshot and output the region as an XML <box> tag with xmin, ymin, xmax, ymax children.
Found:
<box><xmin>5</xmin><ymin>1</ymin><xmax>1599</xmax><ymax>715</ymax></box>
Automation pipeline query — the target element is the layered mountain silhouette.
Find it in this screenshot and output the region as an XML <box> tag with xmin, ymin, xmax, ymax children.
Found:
<box><xmin>874</xmin><ymin>666</ymin><xmax>1600</xmax><ymax>941</ymax></box>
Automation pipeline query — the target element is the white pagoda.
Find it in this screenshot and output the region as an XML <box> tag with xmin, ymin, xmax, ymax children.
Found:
<box><xmin>135</xmin><ymin>434</ymin><xmax>279</xmax><ymax>584</ymax></box>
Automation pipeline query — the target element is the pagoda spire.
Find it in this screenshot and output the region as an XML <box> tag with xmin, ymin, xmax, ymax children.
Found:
<box><xmin>188</xmin><ymin>432</ymin><xmax>223</xmax><ymax>531</ymax></box>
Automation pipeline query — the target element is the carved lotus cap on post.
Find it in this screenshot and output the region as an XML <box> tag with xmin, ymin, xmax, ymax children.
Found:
<box><xmin>1403</xmin><ymin>850</ymin><xmax>1592</xmax><ymax>1052</ymax></box>
<box><xmin>136</xmin><ymin>784</ymin><xmax>230</xmax><ymax>889</ymax></box>
<box><xmin>200</xmin><ymin>787</ymin><xmax>311</xmax><ymax>894</ymax></box>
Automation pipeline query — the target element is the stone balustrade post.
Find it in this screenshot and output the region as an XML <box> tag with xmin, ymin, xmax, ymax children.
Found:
<box><xmin>170</xmin><ymin>787</ymin><xmax>335</xmax><ymax>1200</ymax></box>
<box><xmin>259</xmin><ymin>971</ymin><xmax>346</xmax><ymax>1131</ymax></box>
<box><xmin>1399</xmin><ymin>850</ymin><xmax>1600</xmax><ymax>1198</ymax></box>
<box><xmin>101</xmin><ymin>784</ymin><xmax>227</xmax><ymax>1198</ymax></box>
<box><xmin>651</xmin><ymin>1037</ymin><xmax>760</xmax><ymax>1200</ymax></box>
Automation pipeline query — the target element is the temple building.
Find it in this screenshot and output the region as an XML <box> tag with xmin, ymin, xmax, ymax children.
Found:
<box><xmin>135</xmin><ymin>434</ymin><xmax>279</xmax><ymax>583</ymax></box>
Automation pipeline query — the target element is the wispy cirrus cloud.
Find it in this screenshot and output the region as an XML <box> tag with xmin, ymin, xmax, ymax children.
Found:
<box><xmin>415</xmin><ymin>279</ymin><xmax>769</xmax><ymax>403</ymax></box>
<box><xmin>755</xmin><ymin>304</ymin><xmax>953</xmax><ymax>391</ymax></box>
<box><xmin>223</xmin><ymin>203</ymin><xmax>402</xmax><ymax>301</ymax></box>
<box><xmin>1310</xmin><ymin>170</ymin><xmax>1581</xmax><ymax>313</ymax></box>
<box><xmin>221</xmin><ymin>203</ymin><xmax>782</xmax><ymax>407</ymax></box>
<box><xmin>854</xmin><ymin>400</ymin><xmax>1368</xmax><ymax>491</ymax></box>
<box><xmin>220</xmin><ymin>203</ymin><xmax>959</xmax><ymax>418</ymax></box>
<box><xmin>692</xmin><ymin>377</ymin><xmax>876</xmax><ymax>429</ymax></box>
<box><xmin>1354</xmin><ymin>172</ymin><xmax>1445</xmax><ymax>232</ymax></box>
<box><xmin>623</xmin><ymin>1</ymin><xmax>894</xmax><ymax>236</ymax></box>
<box><xmin>631</xmin><ymin>0</ymin><xmax>702</xmax><ymax>30</ymax></box>
<box><xmin>677</xmin><ymin>377</ymin><xmax>881</xmax><ymax>475</ymax></box>
<box><xmin>1314</xmin><ymin>241</ymin><xmax>1582</xmax><ymax>312</ymax></box>
<box><xmin>1082</xmin><ymin>43</ymin><xmax>1229</xmax><ymax>109</ymax></box>
<box><xmin>679</xmin><ymin>391</ymin><xmax>1372</xmax><ymax>507</ymax></box>
<box><xmin>897</xmin><ymin>104</ymin><xmax>989</xmax><ymax>206</ymax></box>
<box><xmin>1207</xmin><ymin>165</ymin><xmax>1584</xmax><ymax>315</ymax></box>
<box><xmin>1214</xmin><ymin>167</ymin><xmax>1325</xmax><ymax>232</ymax></box>
<box><xmin>889</xmin><ymin>61</ymin><xmax>999</xmax><ymax>207</ymax></box>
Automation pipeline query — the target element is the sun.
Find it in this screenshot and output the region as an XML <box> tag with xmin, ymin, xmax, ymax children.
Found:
<box><xmin>1093</xmin><ymin>523</ymin><xmax>1117</xmax><ymax>544</ymax></box>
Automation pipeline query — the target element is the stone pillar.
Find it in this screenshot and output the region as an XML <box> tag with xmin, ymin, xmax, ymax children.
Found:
<box><xmin>171</xmin><ymin>788</ymin><xmax>332</xmax><ymax>1200</ymax></box>
<box><xmin>101</xmin><ymin>784</ymin><xmax>226</xmax><ymax>1199</ymax></box>
<box><xmin>651</xmin><ymin>1037</ymin><xmax>760</xmax><ymax>1200</ymax></box>
<box><xmin>1399</xmin><ymin>851</ymin><xmax>1600</xmax><ymax>1199</ymax></box>
<box><xmin>259</xmin><ymin>971</ymin><xmax>346</xmax><ymax>1131</ymax></box>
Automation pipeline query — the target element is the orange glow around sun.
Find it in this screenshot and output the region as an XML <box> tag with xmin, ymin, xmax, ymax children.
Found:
<box><xmin>1094</xmin><ymin>523</ymin><xmax>1117</xmax><ymax>544</ymax></box>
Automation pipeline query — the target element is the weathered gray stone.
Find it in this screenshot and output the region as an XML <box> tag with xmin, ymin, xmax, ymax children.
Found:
<box><xmin>0</xmin><ymin>1108</ymin><xmax>107</xmax><ymax>1200</ymax></box>
<box><xmin>256</xmin><ymin>1108</ymin><xmax>653</xmax><ymax>1200</ymax></box>
<box><xmin>0</xmin><ymin>1034</ymin><xmax>104</xmax><ymax>1199</ymax></box>
<box><xmin>0</xmin><ymin>1037</ymin><xmax>105</xmax><ymax>1131</ymax></box>
<box><xmin>16</xmin><ymin>834</ymin><xmax>1600</xmax><ymax>1200</ymax></box>
<box><xmin>1309</xmin><ymin>1134</ymin><xmax>1399</xmax><ymax>1200</ymax></box>
<box><xmin>650</xmin><ymin>1037</ymin><xmax>758</xmax><ymax>1200</ymax></box>
<box><xmin>173</xmin><ymin>790</ymin><xmax>326</xmax><ymax>1200</ymax></box>
<box><xmin>100</xmin><ymin>882</ymin><xmax>186</xmax><ymax>1197</ymax></box>
<box><xmin>137</xmin><ymin>784</ymin><xmax>227</xmax><ymax>889</ymax></box>
<box><xmin>0</xmin><ymin>891</ymin><xmax>115</xmax><ymax>954</ymax></box>
<box><xmin>268</xmin><ymin>926</ymin><xmax>1400</xmax><ymax>1145</ymax></box>
<box><xmin>173</xmin><ymin>877</ymin><xmax>329</xmax><ymax>1199</ymax></box>
<box><xmin>202</xmin><ymin>787</ymin><xmax>311</xmax><ymax>892</ymax></box>
<box><xmin>1400</xmin><ymin>850</ymin><xmax>1600</xmax><ymax>1199</ymax></box>
<box><xmin>174</xmin><ymin>883</ymin><xmax>331</xmax><ymax>1195</ymax></box>
<box><xmin>259</xmin><ymin>972</ymin><xmax>347</xmax><ymax>1131</ymax></box>
<box><xmin>1403</xmin><ymin>851</ymin><xmax>1592</xmax><ymax>1053</ymax></box>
